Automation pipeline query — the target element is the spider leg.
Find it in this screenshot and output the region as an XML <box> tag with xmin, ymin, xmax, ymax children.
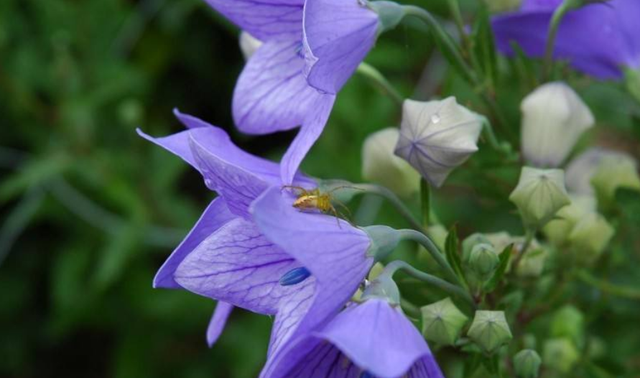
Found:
<box><xmin>327</xmin><ymin>185</ymin><xmax>366</xmax><ymax>194</ymax></box>
<box><xmin>328</xmin><ymin>205</ymin><xmax>343</xmax><ymax>229</ymax></box>
<box><xmin>281</xmin><ymin>185</ymin><xmax>310</xmax><ymax>196</ymax></box>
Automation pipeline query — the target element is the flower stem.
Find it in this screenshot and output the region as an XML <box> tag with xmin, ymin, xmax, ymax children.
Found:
<box><xmin>384</xmin><ymin>260</ymin><xmax>476</xmax><ymax>308</ymax></box>
<box><xmin>356</xmin><ymin>62</ymin><xmax>404</xmax><ymax>106</ymax></box>
<box><xmin>544</xmin><ymin>0</ymin><xmax>573</xmax><ymax>79</ymax></box>
<box><xmin>511</xmin><ymin>229</ymin><xmax>535</xmax><ymax>273</ymax></box>
<box><xmin>352</xmin><ymin>183</ymin><xmax>425</xmax><ymax>233</ymax></box>
<box><xmin>398</xmin><ymin>229</ymin><xmax>461</xmax><ymax>287</ymax></box>
<box><xmin>420</xmin><ymin>179</ymin><xmax>431</xmax><ymax>227</ymax></box>
<box><xmin>576</xmin><ymin>270</ymin><xmax>640</xmax><ymax>301</ymax></box>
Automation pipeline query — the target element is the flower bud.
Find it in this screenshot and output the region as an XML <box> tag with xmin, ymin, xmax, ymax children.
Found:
<box><xmin>395</xmin><ymin>97</ymin><xmax>483</xmax><ymax>187</ymax></box>
<box><xmin>469</xmin><ymin>243</ymin><xmax>499</xmax><ymax>280</ymax></box>
<box><xmin>462</xmin><ymin>233</ymin><xmax>491</xmax><ymax>263</ymax></box>
<box><xmin>468</xmin><ymin>310</ymin><xmax>512</xmax><ymax>353</ymax></box>
<box><xmin>513</xmin><ymin>349</ymin><xmax>542</xmax><ymax>378</ymax></box>
<box><xmin>568</xmin><ymin>213</ymin><xmax>614</xmax><ymax>264</ymax></box>
<box><xmin>481</xmin><ymin>0</ymin><xmax>521</xmax><ymax>12</ymax></box>
<box><xmin>565</xmin><ymin>148</ymin><xmax>635</xmax><ymax>195</ymax></box>
<box><xmin>420</xmin><ymin>297</ymin><xmax>468</xmax><ymax>346</ymax></box>
<box><xmin>591</xmin><ymin>154</ymin><xmax>640</xmax><ymax>208</ymax></box>
<box><xmin>520</xmin><ymin>82</ymin><xmax>594</xmax><ymax>167</ymax></box>
<box><xmin>516</xmin><ymin>247</ymin><xmax>547</xmax><ymax>277</ymax></box>
<box><xmin>551</xmin><ymin>306</ymin><xmax>584</xmax><ymax>344</ymax></box>
<box><xmin>239</xmin><ymin>31</ymin><xmax>262</xmax><ymax>60</ymax></box>
<box><xmin>509</xmin><ymin>167</ymin><xmax>570</xmax><ymax>229</ymax></box>
<box><xmin>362</xmin><ymin>128</ymin><xmax>420</xmax><ymax>197</ymax></box>
<box><xmin>542</xmin><ymin>195</ymin><xmax>596</xmax><ymax>246</ymax></box>
<box><xmin>543</xmin><ymin>338</ymin><xmax>579</xmax><ymax>373</ymax></box>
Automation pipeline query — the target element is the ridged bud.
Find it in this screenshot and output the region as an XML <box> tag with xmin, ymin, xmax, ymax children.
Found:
<box><xmin>591</xmin><ymin>154</ymin><xmax>640</xmax><ymax>208</ymax></box>
<box><xmin>543</xmin><ymin>338</ymin><xmax>579</xmax><ymax>373</ymax></box>
<box><xmin>542</xmin><ymin>195</ymin><xmax>596</xmax><ymax>246</ymax></box>
<box><xmin>516</xmin><ymin>247</ymin><xmax>547</xmax><ymax>277</ymax></box>
<box><xmin>513</xmin><ymin>349</ymin><xmax>542</xmax><ymax>378</ymax></box>
<box><xmin>565</xmin><ymin>148</ymin><xmax>635</xmax><ymax>195</ymax></box>
<box><xmin>462</xmin><ymin>233</ymin><xmax>491</xmax><ymax>263</ymax></box>
<box><xmin>509</xmin><ymin>167</ymin><xmax>570</xmax><ymax>229</ymax></box>
<box><xmin>395</xmin><ymin>97</ymin><xmax>482</xmax><ymax>187</ymax></box>
<box><xmin>520</xmin><ymin>82</ymin><xmax>594</xmax><ymax>167</ymax></box>
<box><xmin>568</xmin><ymin>213</ymin><xmax>614</xmax><ymax>264</ymax></box>
<box><xmin>420</xmin><ymin>297</ymin><xmax>468</xmax><ymax>345</ymax></box>
<box><xmin>362</xmin><ymin>128</ymin><xmax>420</xmax><ymax>197</ymax></box>
<box><xmin>468</xmin><ymin>310</ymin><xmax>512</xmax><ymax>353</ymax></box>
<box><xmin>469</xmin><ymin>243</ymin><xmax>499</xmax><ymax>280</ymax></box>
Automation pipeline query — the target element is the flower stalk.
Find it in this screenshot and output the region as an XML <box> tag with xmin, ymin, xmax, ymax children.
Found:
<box><xmin>356</xmin><ymin>62</ymin><xmax>404</xmax><ymax>106</ymax></box>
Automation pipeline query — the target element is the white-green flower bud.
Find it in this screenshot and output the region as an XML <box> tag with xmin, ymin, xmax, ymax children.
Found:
<box><xmin>420</xmin><ymin>297</ymin><xmax>468</xmax><ymax>345</ymax></box>
<box><xmin>543</xmin><ymin>338</ymin><xmax>579</xmax><ymax>373</ymax></box>
<box><xmin>468</xmin><ymin>310</ymin><xmax>513</xmax><ymax>353</ymax></box>
<box><xmin>520</xmin><ymin>82</ymin><xmax>594</xmax><ymax>167</ymax></box>
<box><xmin>513</xmin><ymin>349</ymin><xmax>542</xmax><ymax>378</ymax></box>
<box><xmin>550</xmin><ymin>306</ymin><xmax>584</xmax><ymax>344</ymax></box>
<box><xmin>469</xmin><ymin>243</ymin><xmax>499</xmax><ymax>280</ymax></box>
<box><xmin>462</xmin><ymin>233</ymin><xmax>491</xmax><ymax>262</ymax></box>
<box><xmin>239</xmin><ymin>31</ymin><xmax>262</xmax><ymax>60</ymax></box>
<box><xmin>362</xmin><ymin>128</ymin><xmax>420</xmax><ymax>198</ymax></box>
<box><xmin>395</xmin><ymin>97</ymin><xmax>483</xmax><ymax>187</ymax></box>
<box><xmin>591</xmin><ymin>154</ymin><xmax>640</xmax><ymax>208</ymax></box>
<box><xmin>510</xmin><ymin>167</ymin><xmax>571</xmax><ymax>229</ymax></box>
<box><xmin>568</xmin><ymin>213</ymin><xmax>614</xmax><ymax>263</ymax></box>
<box><xmin>484</xmin><ymin>232</ymin><xmax>514</xmax><ymax>253</ymax></box>
<box><xmin>542</xmin><ymin>195</ymin><xmax>596</xmax><ymax>246</ymax></box>
<box><xmin>516</xmin><ymin>247</ymin><xmax>548</xmax><ymax>277</ymax></box>
<box><xmin>481</xmin><ymin>0</ymin><xmax>521</xmax><ymax>12</ymax></box>
<box><xmin>565</xmin><ymin>148</ymin><xmax>635</xmax><ymax>195</ymax></box>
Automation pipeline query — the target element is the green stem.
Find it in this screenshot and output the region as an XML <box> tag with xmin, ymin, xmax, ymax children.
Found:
<box><xmin>544</xmin><ymin>0</ymin><xmax>573</xmax><ymax>79</ymax></box>
<box><xmin>420</xmin><ymin>179</ymin><xmax>431</xmax><ymax>227</ymax></box>
<box><xmin>353</xmin><ymin>183</ymin><xmax>425</xmax><ymax>233</ymax></box>
<box><xmin>384</xmin><ymin>260</ymin><xmax>476</xmax><ymax>308</ymax></box>
<box><xmin>577</xmin><ymin>270</ymin><xmax>640</xmax><ymax>301</ymax></box>
<box><xmin>398</xmin><ymin>229</ymin><xmax>462</xmax><ymax>287</ymax></box>
<box><xmin>356</xmin><ymin>62</ymin><xmax>404</xmax><ymax>106</ymax></box>
<box><xmin>511</xmin><ymin>229</ymin><xmax>535</xmax><ymax>273</ymax></box>
<box><xmin>445</xmin><ymin>0</ymin><xmax>472</xmax><ymax>55</ymax></box>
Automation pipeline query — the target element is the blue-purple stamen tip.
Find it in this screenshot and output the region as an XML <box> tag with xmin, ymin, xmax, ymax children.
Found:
<box><xmin>279</xmin><ymin>267</ymin><xmax>311</xmax><ymax>286</ymax></box>
<box><xmin>360</xmin><ymin>372</ymin><xmax>375</xmax><ymax>378</ymax></box>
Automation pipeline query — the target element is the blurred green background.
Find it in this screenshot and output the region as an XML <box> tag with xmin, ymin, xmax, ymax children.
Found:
<box><xmin>1</xmin><ymin>0</ymin><xmax>639</xmax><ymax>377</ymax></box>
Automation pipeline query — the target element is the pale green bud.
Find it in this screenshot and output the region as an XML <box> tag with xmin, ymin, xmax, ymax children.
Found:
<box><xmin>542</xmin><ymin>195</ymin><xmax>596</xmax><ymax>246</ymax></box>
<box><xmin>469</xmin><ymin>243</ymin><xmax>499</xmax><ymax>280</ymax></box>
<box><xmin>462</xmin><ymin>233</ymin><xmax>491</xmax><ymax>262</ymax></box>
<box><xmin>565</xmin><ymin>148</ymin><xmax>634</xmax><ymax>195</ymax></box>
<box><xmin>543</xmin><ymin>338</ymin><xmax>579</xmax><ymax>373</ymax></box>
<box><xmin>484</xmin><ymin>232</ymin><xmax>514</xmax><ymax>253</ymax></box>
<box><xmin>520</xmin><ymin>82</ymin><xmax>594</xmax><ymax>168</ymax></box>
<box><xmin>481</xmin><ymin>0</ymin><xmax>521</xmax><ymax>13</ymax></box>
<box><xmin>591</xmin><ymin>155</ymin><xmax>640</xmax><ymax>208</ymax></box>
<box><xmin>550</xmin><ymin>305</ymin><xmax>584</xmax><ymax>344</ymax></box>
<box><xmin>420</xmin><ymin>297</ymin><xmax>468</xmax><ymax>345</ymax></box>
<box><xmin>568</xmin><ymin>213</ymin><xmax>614</xmax><ymax>263</ymax></box>
<box><xmin>362</xmin><ymin>128</ymin><xmax>420</xmax><ymax>198</ymax></box>
<box><xmin>509</xmin><ymin>167</ymin><xmax>570</xmax><ymax>229</ymax></box>
<box><xmin>239</xmin><ymin>32</ymin><xmax>262</xmax><ymax>60</ymax></box>
<box><xmin>468</xmin><ymin>310</ymin><xmax>512</xmax><ymax>353</ymax></box>
<box><xmin>513</xmin><ymin>349</ymin><xmax>542</xmax><ymax>378</ymax></box>
<box><xmin>516</xmin><ymin>247</ymin><xmax>548</xmax><ymax>277</ymax></box>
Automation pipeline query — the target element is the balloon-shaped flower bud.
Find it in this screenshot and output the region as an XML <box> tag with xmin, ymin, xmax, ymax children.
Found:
<box><xmin>238</xmin><ymin>31</ymin><xmax>262</xmax><ymax>60</ymax></box>
<box><xmin>568</xmin><ymin>213</ymin><xmax>615</xmax><ymax>263</ymax></box>
<box><xmin>462</xmin><ymin>233</ymin><xmax>491</xmax><ymax>262</ymax></box>
<box><xmin>551</xmin><ymin>306</ymin><xmax>585</xmax><ymax>344</ymax></box>
<box><xmin>481</xmin><ymin>0</ymin><xmax>521</xmax><ymax>12</ymax></box>
<box><xmin>420</xmin><ymin>297</ymin><xmax>468</xmax><ymax>346</ymax></box>
<box><xmin>509</xmin><ymin>167</ymin><xmax>570</xmax><ymax>229</ymax></box>
<box><xmin>542</xmin><ymin>195</ymin><xmax>596</xmax><ymax>246</ymax></box>
<box><xmin>468</xmin><ymin>310</ymin><xmax>512</xmax><ymax>353</ymax></box>
<box><xmin>395</xmin><ymin>97</ymin><xmax>483</xmax><ymax>187</ymax></box>
<box><xmin>565</xmin><ymin>148</ymin><xmax>635</xmax><ymax>195</ymax></box>
<box><xmin>516</xmin><ymin>247</ymin><xmax>547</xmax><ymax>278</ymax></box>
<box><xmin>513</xmin><ymin>349</ymin><xmax>542</xmax><ymax>378</ymax></box>
<box><xmin>591</xmin><ymin>154</ymin><xmax>640</xmax><ymax>208</ymax></box>
<box><xmin>520</xmin><ymin>82</ymin><xmax>594</xmax><ymax>167</ymax></box>
<box><xmin>543</xmin><ymin>338</ymin><xmax>579</xmax><ymax>373</ymax></box>
<box><xmin>362</xmin><ymin>128</ymin><xmax>420</xmax><ymax>197</ymax></box>
<box><xmin>469</xmin><ymin>243</ymin><xmax>499</xmax><ymax>280</ymax></box>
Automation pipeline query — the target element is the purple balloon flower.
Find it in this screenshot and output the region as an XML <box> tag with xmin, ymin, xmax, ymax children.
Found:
<box><xmin>203</xmin><ymin>0</ymin><xmax>384</xmax><ymax>183</ymax></box>
<box><xmin>262</xmin><ymin>298</ymin><xmax>444</xmax><ymax>378</ymax></box>
<box><xmin>139</xmin><ymin>112</ymin><xmax>373</xmax><ymax>356</ymax></box>
<box><xmin>492</xmin><ymin>0</ymin><xmax>640</xmax><ymax>79</ymax></box>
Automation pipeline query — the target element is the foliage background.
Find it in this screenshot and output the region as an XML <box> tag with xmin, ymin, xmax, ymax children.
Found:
<box><xmin>1</xmin><ymin>0</ymin><xmax>639</xmax><ymax>377</ymax></box>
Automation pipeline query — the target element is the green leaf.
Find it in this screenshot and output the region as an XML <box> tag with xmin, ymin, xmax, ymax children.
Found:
<box><xmin>615</xmin><ymin>188</ymin><xmax>640</xmax><ymax>227</ymax></box>
<box><xmin>472</xmin><ymin>6</ymin><xmax>499</xmax><ymax>89</ymax></box>
<box><xmin>485</xmin><ymin>244</ymin><xmax>513</xmax><ymax>293</ymax></box>
<box><xmin>445</xmin><ymin>224</ymin><xmax>467</xmax><ymax>287</ymax></box>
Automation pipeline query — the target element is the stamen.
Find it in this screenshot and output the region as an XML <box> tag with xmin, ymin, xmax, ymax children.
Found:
<box><xmin>279</xmin><ymin>267</ymin><xmax>311</xmax><ymax>286</ymax></box>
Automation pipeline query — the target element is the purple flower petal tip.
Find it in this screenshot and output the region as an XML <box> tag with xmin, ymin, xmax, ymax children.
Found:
<box><xmin>207</xmin><ymin>301</ymin><xmax>234</xmax><ymax>347</ymax></box>
<box><xmin>302</xmin><ymin>0</ymin><xmax>379</xmax><ymax>94</ymax></box>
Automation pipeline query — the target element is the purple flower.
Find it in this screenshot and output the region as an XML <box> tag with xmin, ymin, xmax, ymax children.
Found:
<box><xmin>492</xmin><ymin>0</ymin><xmax>640</xmax><ymax>79</ymax></box>
<box><xmin>203</xmin><ymin>0</ymin><xmax>384</xmax><ymax>183</ymax></box>
<box><xmin>139</xmin><ymin>112</ymin><xmax>373</xmax><ymax>358</ymax></box>
<box><xmin>262</xmin><ymin>298</ymin><xmax>444</xmax><ymax>378</ymax></box>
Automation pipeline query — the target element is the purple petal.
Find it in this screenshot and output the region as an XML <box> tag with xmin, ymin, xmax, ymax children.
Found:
<box><xmin>252</xmin><ymin>187</ymin><xmax>373</xmax><ymax>377</ymax></box>
<box><xmin>203</xmin><ymin>0</ymin><xmax>303</xmax><ymax>42</ymax></box>
<box><xmin>154</xmin><ymin>198</ymin><xmax>236</xmax><ymax>289</ymax></box>
<box><xmin>303</xmin><ymin>0</ymin><xmax>379</xmax><ymax>94</ymax></box>
<box><xmin>174</xmin><ymin>217</ymin><xmax>300</xmax><ymax>315</ymax></box>
<box><xmin>280</xmin><ymin>94</ymin><xmax>335</xmax><ymax>184</ymax></box>
<box><xmin>207</xmin><ymin>301</ymin><xmax>234</xmax><ymax>347</ymax></box>
<box><xmin>492</xmin><ymin>0</ymin><xmax>640</xmax><ymax>78</ymax></box>
<box><xmin>233</xmin><ymin>39</ymin><xmax>332</xmax><ymax>135</ymax></box>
